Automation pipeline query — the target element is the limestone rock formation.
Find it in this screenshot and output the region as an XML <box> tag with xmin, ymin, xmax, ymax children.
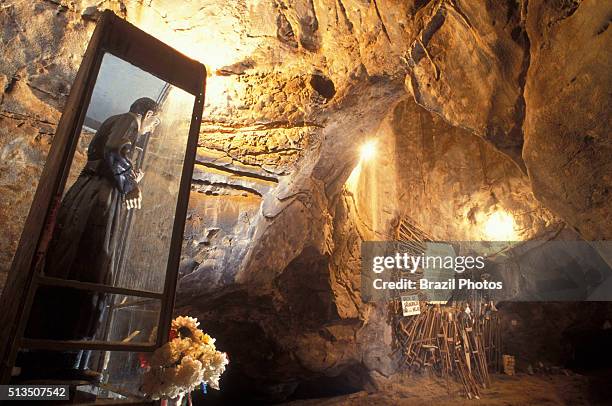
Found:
<box><xmin>523</xmin><ymin>0</ymin><xmax>611</xmax><ymax>240</ymax></box>
<box><xmin>405</xmin><ymin>0</ymin><xmax>529</xmax><ymax>168</ymax></box>
<box><xmin>0</xmin><ymin>0</ymin><xmax>610</xmax><ymax>402</ymax></box>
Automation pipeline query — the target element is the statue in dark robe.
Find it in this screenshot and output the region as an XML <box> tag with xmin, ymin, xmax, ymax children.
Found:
<box><xmin>17</xmin><ymin>97</ymin><xmax>160</xmax><ymax>381</ymax></box>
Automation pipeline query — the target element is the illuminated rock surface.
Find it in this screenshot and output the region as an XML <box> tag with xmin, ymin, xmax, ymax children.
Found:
<box><xmin>0</xmin><ymin>0</ymin><xmax>610</xmax><ymax>402</ymax></box>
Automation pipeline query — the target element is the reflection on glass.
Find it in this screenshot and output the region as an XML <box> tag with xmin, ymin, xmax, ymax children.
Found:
<box><xmin>98</xmin><ymin>297</ymin><xmax>161</xmax><ymax>344</ymax></box>
<box><xmin>100</xmin><ymin>351</ymin><xmax>148</xmax><ymax>399</ymax></box>
<box><xmin>116</xmin><ymin>86</ymin><xmax>194</xmax><ymax>293</ymax></box>
<box><xmin>98</xmin><ymin>297</ymin><xmax>160</xmax><ymax>397</ymax></box>
<box><xmin>18</xmin><ymin>52</ymin><xmax>194</xmax><ymax>383</ymax></box>
<box><xmin>18</xmin><ymin>349</ymin><xmax>148</xmax><ymax>401</ymax></box>
<box><xmin>19</xmin><ymin>291</ymin><xmax>160</xmax><ymax>382</ymax></box>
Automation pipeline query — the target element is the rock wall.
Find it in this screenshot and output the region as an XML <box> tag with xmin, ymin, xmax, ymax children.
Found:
<box><xmin>179</xmin><ymin>94</ymin><xmax>559</xmax><ymax>400</ymax></box>
<box><xmin>403</xmin><ymin>0</ymin><xmax>611</xmax><ymax>239</ymax></box>
<box><xmin>0</xmin><ymin>0</ymin><xmax>610</xmax><ymax>402</ymax></box>
<box><xmin>389</xmin><ymin>99</ymin><xmax>557</xmax><ymax>241</ymax></box>
<box><xmin>523</xmin><ymin>0</ymin><xmax>612</xmax><ymax>240</ymax></box>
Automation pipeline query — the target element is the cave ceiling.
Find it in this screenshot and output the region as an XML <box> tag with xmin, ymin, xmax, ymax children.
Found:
<box><xmin>0</xmin><ymin>0</ymin><xmax>610</xmax><ymax>397</ymax></box>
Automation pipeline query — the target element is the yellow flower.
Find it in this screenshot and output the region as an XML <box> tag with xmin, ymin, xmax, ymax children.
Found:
<box><xmin>142</xmin><ymin>316</ymin><xmax>229</xmax><ymax>399</ymax></box>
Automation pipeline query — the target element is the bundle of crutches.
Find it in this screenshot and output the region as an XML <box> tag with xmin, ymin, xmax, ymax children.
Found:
<box><xmin>389</xmin><ymin>301</ymin><xmax>502</xmax><ymax>399</ymax></box>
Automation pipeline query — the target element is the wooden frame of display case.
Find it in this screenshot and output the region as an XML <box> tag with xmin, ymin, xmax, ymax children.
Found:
<box><xmin>0</xmin><ymin>9</ymin><xmax>206</xmax><ymax>392</ymax></box>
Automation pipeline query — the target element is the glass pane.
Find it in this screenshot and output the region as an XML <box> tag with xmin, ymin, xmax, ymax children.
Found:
<box><xmin>15</xmin><ymin>349</ymin><xmax>149</xmax><ymax>402</ymax></box>
<box><xmin>18</xmin><ymin>289</ymin><xmax>159</xmax><ymax>396</ymax></box>
<box><xmin>97</xmin><ymin>295</ymin><xmax>161</xmax><ymax>344</ymax></box>
<box><xmin>115</xmin><ymin>85</ymin><xmax>195</xmax><ymax>293</ymax></box>
<box><xmin>17</xmin><ymin>49</ymin><xmax>196</xmax><ymax>394</ymax></box>
<box><xmin>59</xmin><ymin>52</ymin><xmax>194</xmax><ymax>294</ymax></box>
<box><xmin>38</xmin><ymin>52</ymin><xmax>194</xmax><ymax>298</ymax></box>
<box><xmin>100</xmin><ymin>350</ymin><xmax>148</xmax><ymax>399</ymax></box>
<box><xmin>100</xmin><ymin>296</ymin><xmax>161</xmax><ymax>343</ymax></box>
<box><xmin>22</xmin><ymin>290</ymin><xmax>161</xmax><ymax>344</ymax></box>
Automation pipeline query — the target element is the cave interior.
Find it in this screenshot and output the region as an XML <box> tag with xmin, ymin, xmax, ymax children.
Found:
<box><xmin>0</xmin><ymin>0</ymin><xmax>611</xmax><ymax>404</ymax></box>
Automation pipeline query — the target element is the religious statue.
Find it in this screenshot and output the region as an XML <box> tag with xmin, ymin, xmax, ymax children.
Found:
<box><xmin>17</xmin><ymin>97</ymin><xmax>161</xmax><ymax>381</ymax></box>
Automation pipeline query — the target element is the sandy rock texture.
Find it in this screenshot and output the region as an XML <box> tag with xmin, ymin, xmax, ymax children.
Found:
<box><xmin>523</xmin><ymin>0</ymin><xmax>611</xmax><ymax>240</ymax></box>
<box><xmin>405</xmin><ymin>0</ymin><xmax>530</xmax><ymax>168</ymax></box>
<box><xmin>0</xmin><ymin>0</ymin><xmax>609</xmax><ymax>402</ymax></box>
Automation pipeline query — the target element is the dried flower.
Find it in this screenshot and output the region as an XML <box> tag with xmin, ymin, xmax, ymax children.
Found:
<box><xmin>142</xmin><ymin>316</ymin><xmax>229</xmax><ymax>400</ymax></box>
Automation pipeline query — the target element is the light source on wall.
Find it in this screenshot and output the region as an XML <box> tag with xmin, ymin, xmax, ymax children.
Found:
<box><xmin>484</xmin><ymin>210</ymin><xmax>518</xmax><ymax>241</ymax></box>
<box><xmin>204</xmin><ymin>74</ymin><xmax>238</xmax><ymax>108</ymax></box>
<box><xmin>360</xmin><ymin>140</ymin><xmax>377</xmax><ymax>161</ymax></box>
<box><xmin>127</xmin><ymin>3</ymin><xmax>252</xmax><ymax>110</ymax></box>
<box><xmin>346</xmin><ymin>140</ymin><xmax>378</xmax><ymax>192</ymax></box>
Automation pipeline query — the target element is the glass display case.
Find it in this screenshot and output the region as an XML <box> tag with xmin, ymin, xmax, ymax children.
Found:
<box><xmin>0</xmin><ymin>10</ymin><xmax>206</xmax><ymax>403</ymax></box>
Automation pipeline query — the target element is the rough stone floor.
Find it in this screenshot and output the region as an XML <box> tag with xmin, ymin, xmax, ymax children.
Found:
<box><xmin>284</xmin><ymin>372</ymin><xmax>612</xmax><ymax>406</ymax></box>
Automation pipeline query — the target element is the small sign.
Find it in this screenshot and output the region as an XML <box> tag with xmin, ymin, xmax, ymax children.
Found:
<box><xmin>401</xmin><ymin>295</ymin><xmax>420</xmax><ymax>316</ymax></box>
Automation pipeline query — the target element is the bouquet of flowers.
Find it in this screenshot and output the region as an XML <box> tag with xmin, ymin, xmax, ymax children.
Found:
<box><xmin>141</xmin><ymin>316</ymin><xmax>229</xmax><ymax>400</ymax></box>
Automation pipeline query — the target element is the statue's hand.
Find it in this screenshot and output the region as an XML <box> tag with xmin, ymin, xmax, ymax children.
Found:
<box><xmin>135</xmin><ymin>169</ymin><xmax>145</xmax><ymax>183</ymax></box>
<box><xmin>125</xmin><ymin>186</ymin><xmax>142</xmax><ymax>210</ymax></box>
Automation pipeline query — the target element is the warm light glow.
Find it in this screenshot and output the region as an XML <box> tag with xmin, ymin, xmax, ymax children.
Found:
<box><xmin>129</xmin><ymin>8</ymin><xmax>251</xmax><ymax>72</ymax></box>
<box><xmin>484</xmin><ymin>211</ymin><xmax>518</xmax><ymax>241</ymax></box>
<box><xmin>346</xmin><ymin>140</ymin><xmax>377</xmax><ymax>192</ymax></box>
<box><xmin>360</xmin><ymin>140</ymin><xmax>377</xmax><ymax>161</ymax></box>
<box><xmin>345</xmin><ymin>162</ymin><xmax>362</xmax><ymax>192</ymax></box>
<box><xmin>204</xmin><ymin>75</ymin><xmax>240</xmax><ymax>108</ymax></box>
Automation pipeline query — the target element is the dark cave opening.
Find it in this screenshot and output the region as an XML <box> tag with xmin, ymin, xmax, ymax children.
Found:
<box><xmin>563</xmin><ymin>327</ymin><xmax>612</xmax><ymax>404</ymax></box>
<box><xmin>564</xmin><ymin>326</ymin><xmax>612</xmax><ymax>370</ymax></box>
<box><xmin>286</xmin><ymin>364</ymin><xmax>370</xmax><ymax>401</ymax></box>
<box><xmin>0</xmin><ymin>0</ymin><xmax>610</xmax><ymax>405</ymax></box>
<box><xmin>309</xmin><ymin>74</ymin><xmax>336</xmax><ymax>100</ymax></box>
